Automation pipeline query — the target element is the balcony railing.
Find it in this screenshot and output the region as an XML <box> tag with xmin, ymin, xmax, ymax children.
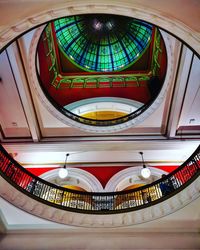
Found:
<box><xmin>43</xmin><ymin>24</ymin><xmax>161</xmax><ymax>89</ymax></box>
<box><xmin>0</xmin><ymin>145</ymin><xmax>199</xmax><ymax>214</ymax></box>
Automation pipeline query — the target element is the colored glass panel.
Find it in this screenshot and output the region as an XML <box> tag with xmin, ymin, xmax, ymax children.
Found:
<box><xmin>54</xmin><ymin>15</ymin><xmax>152</xmax><ymax>72</ymax></box>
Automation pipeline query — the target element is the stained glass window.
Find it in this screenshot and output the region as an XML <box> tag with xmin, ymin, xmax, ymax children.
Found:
<box><xmin>54</xmin><ymin>14</ymin><xmax>152</xmax><ymax>72</ymax></box>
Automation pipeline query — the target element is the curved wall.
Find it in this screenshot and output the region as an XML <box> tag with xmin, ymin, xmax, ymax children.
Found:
<box><xmin>0</xmin><ymin>1</ymin><xmax>200</xmax><ymax>55</ymax></box>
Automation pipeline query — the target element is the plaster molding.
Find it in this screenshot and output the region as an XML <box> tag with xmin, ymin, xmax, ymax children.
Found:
<box><xmin>0</xmin><ymin>2</ymin><xmax>200</xmax><ymax>54</ymax></box>
<box><xmin>0</xmin><ymin>175</ymin><xmax>200</xmax><ymax>228</ymax></box>
<box><xmin>3</xmin><ymin>141</ymin><xmax>199</xmax><ymax>155</ymax></box>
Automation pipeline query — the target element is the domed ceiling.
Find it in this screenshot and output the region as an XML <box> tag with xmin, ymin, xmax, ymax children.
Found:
<box><xmin>36</xmin><ymin>14</ymin><xmax>167</xmax><ymax>131</ymax></box>
<box><xmin>54</xmin><ymin>15</ymin><xmax>152</xmax><ymax>72</ymax></box>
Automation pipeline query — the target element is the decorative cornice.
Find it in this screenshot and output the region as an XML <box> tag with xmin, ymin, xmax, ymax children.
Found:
<box><xmin>0</xmin><ymin>3</ymin><xmax>200</xmax><ymax>54</ymax></box>
<box><xmin>0</xmin><ymin>175</ymin><xmax>200</xmax><ymax>227</ymax></box>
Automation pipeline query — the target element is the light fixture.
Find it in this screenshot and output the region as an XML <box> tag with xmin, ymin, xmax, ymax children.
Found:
<box><xmin>139</xmin><ymin>152</ymin><xmax>151</xmax><ymax>179</ymax></box>
<box><xmin>58</xmin><ymin>153</ymin><xmax>69</xmax><ymax>179</ymax></box>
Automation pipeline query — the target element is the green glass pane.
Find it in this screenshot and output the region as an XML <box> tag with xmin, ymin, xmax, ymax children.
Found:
<box><xmin>54</xmin><ymin>15</ymin><xmax>152</xmax><ymax>72</ymax></box>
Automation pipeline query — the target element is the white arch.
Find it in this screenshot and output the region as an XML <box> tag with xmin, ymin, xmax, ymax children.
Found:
<box><xmin>105</xmin><ymin>166</ymin><xmax>168</xmax><ymax>192</ymax></box>
<box><xmin>0</xmin><ymin>1</ymin><xmax>199</xmax><ymax>55</ymax></box>
<box><xmin>65</xmin><ymin>97</ymin><xmax>143</xmax><ymax>115</ymax></box>
<box><xmin>39</xmin><ymin>168</ymin><xmax>103</xmax><ymax>192</ymax></box>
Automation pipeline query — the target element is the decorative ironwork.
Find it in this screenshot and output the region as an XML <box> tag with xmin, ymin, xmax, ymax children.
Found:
<box><xmin>151</xmin><ymin>28</ymin><xmax>162</xmax><ymax>75</ymax></box>
<box><xmin>43</xmin><ymin>24</ymin><xmax>58</xmax><ymax>86</ymax></box>
<box><xmin>0</xmin><ymin>145</ymin><xmax>199</xmax><ymax>214</ymax></box>
<box><xmin>54</xmin><ymin>74</ymin><xmax>151</xmax><ymax>90</ymax></box>
<box><xmin>58</xmin><ymin>101</ymin><xmax>149</xmax><ymax>127</ymax></box>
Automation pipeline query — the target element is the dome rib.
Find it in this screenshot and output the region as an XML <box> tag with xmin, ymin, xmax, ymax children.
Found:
<box><xmin>54</xmin><ymin>14</ymin><xmax>153</xmax><ymax>72</ymax></box>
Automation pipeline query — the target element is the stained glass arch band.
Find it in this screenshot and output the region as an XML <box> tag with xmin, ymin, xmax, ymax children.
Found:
<box><xmin>54</xmin><ymin>15</ymin><xmax>153</xmax><ymax>72</ymax></box>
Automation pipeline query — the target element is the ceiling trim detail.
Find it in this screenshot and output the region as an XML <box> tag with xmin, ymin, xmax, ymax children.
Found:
<box><xmin>0</xmin><ymin>175</ymin><xmax>199</xmax><ymax>227</ymax></box>
<box><xmin>0</xmin><ymin>2</ymin><xmax>199</xmax><ymax>56</ymax></box>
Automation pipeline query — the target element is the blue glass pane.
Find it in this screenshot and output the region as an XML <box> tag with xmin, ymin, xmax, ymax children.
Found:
<box><xmin>54</xmin><ymin>15</ymin><xmax>153</xmax><ymax>72</ymax></box>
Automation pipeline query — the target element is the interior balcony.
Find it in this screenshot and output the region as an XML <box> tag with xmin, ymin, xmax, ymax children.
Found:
<box><xmin>0</xmin><ymin>145</ymin><xmax>199</xmax><ymax>227</ymax></box>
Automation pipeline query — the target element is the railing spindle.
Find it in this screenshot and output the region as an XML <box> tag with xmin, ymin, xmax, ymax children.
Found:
<box><xmin>0</xmin><ymin>145</ymin><xmax>199</xmax><ymax>214</ymax></box>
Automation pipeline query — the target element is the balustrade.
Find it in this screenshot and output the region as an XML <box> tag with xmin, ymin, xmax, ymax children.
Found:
<box><xmin>0</xmin><ymin>145</ymin><xmax>199</xmax><ymax>214</ymax></box>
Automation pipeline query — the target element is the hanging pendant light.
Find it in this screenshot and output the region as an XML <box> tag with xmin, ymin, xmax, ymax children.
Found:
<box><xmin>139</xmin><ymin>152</ymin><xmax>151</xmax><ymax>179</ymax></box>
<box><xmin>58</xmin><ymin>153</ymin><xmax>69</xmax><ymax>179</ymax></box>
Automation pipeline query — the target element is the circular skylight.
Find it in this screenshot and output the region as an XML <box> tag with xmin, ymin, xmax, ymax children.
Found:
<box><xmin>54</xmin><ymin>14</ymin><xmax>152</xmax><ymax>72</ymax></box>
<box><xmin>36</xmin><ymin>14</ymin><xmax>168</xmax><ymax>132</ymax></box>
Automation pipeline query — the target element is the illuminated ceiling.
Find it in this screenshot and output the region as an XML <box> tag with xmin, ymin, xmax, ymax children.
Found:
<box><xmin>54</xmin><ymin>14</ymin><xmax>152</xmax><ymax>72</ymax></box>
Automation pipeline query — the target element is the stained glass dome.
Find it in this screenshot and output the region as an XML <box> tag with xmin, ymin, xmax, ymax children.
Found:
<box><xmin>54</xmin><ymin>14</ymin><xmax>153</xmax><ymax>72</ymax></box>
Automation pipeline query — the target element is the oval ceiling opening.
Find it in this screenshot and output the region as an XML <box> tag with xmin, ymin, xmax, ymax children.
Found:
<box><xmin>36</xmin><ymin>14</ymin><xmax>167</xmax><ymax>130</ymax></box>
